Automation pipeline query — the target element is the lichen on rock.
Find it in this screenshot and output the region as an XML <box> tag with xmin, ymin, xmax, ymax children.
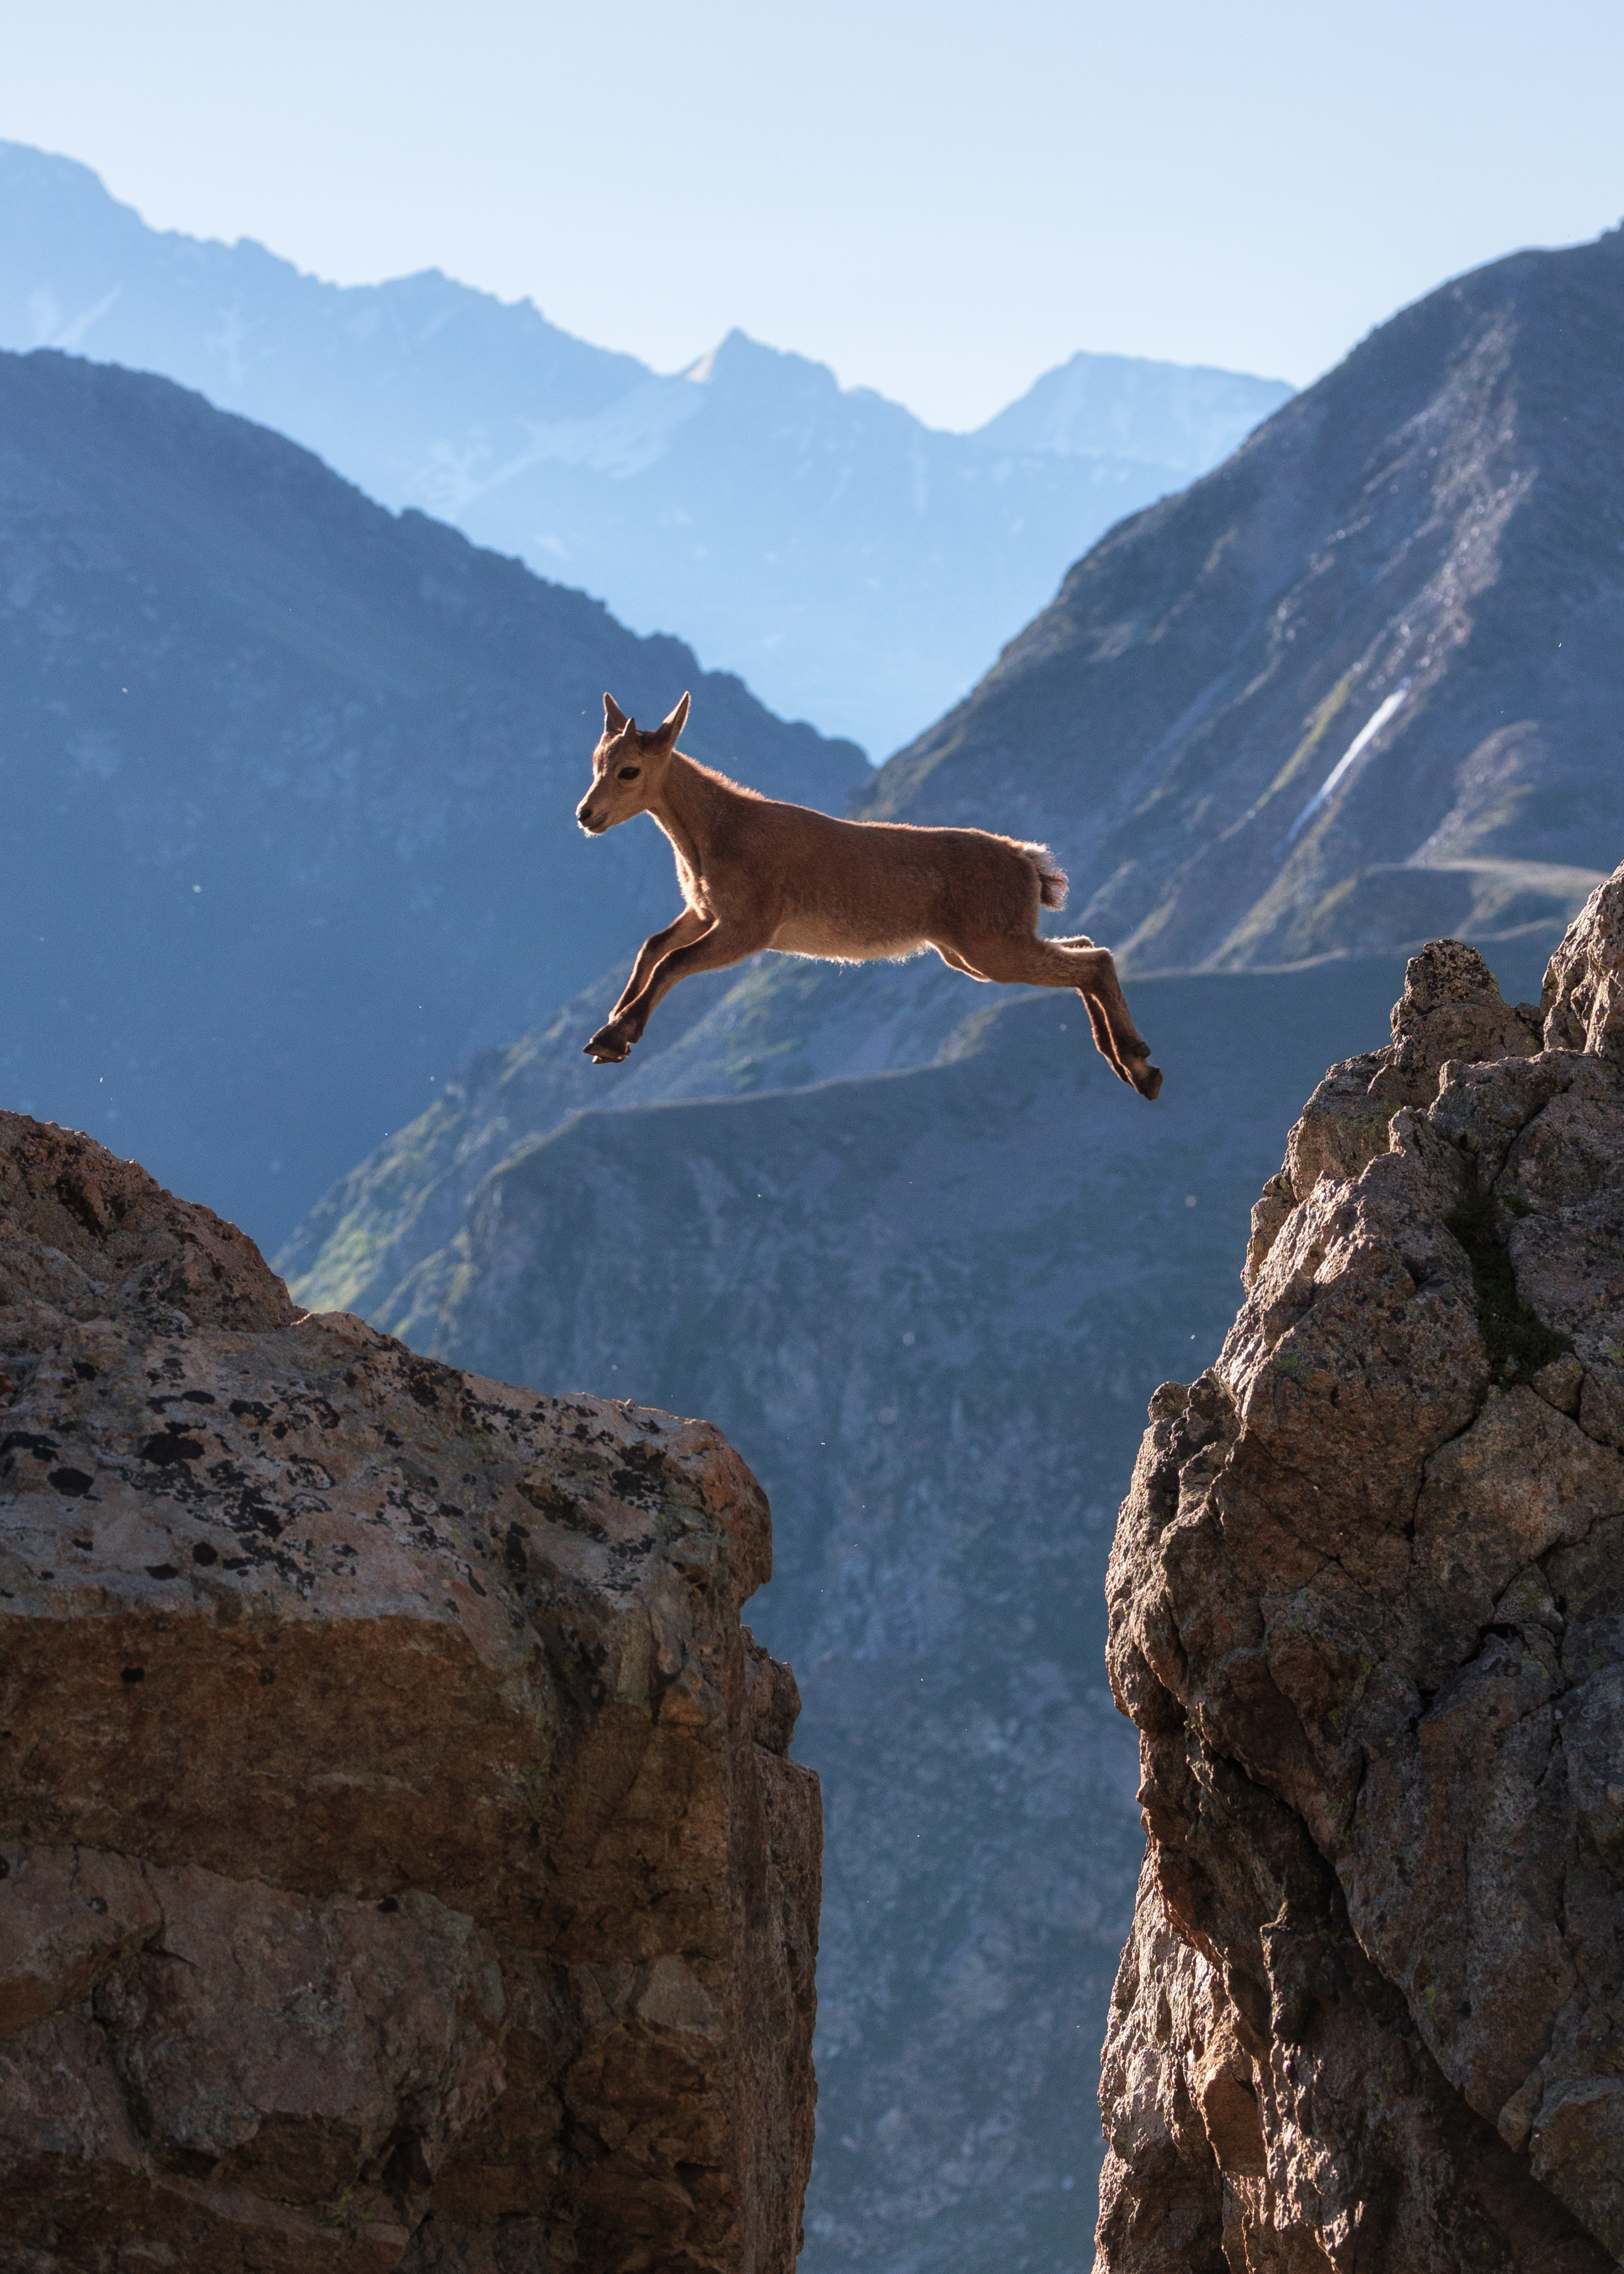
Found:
<box><xmin>1098</xmin><ymin>904</ymin><xmax>1624</xmax><ymax>2270</ymax></box>
<box><xmin>0</xmin><ymin>1114</ymin><xmax>819</xmax><ymax>2271</ymax></box>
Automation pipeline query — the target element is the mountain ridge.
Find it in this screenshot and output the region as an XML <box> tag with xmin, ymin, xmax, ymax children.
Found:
<box><xmin>0</xmin><ymin>139</ymin><xmax>1291</xmax><ymax>753</ymax></box>
<box><xmin>855</xmin><ymin>224</ymin><xmax>1624</xmax><ymax>959</ymax></box>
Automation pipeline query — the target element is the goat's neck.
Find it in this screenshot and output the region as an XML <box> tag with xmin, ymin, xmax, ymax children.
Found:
<box><xmin>649</xmin><ymin>753</ymin><xmax>735</xmax><ymax>886</ymax></box>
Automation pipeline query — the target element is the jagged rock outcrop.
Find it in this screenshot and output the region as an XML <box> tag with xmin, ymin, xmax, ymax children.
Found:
<box><xmin>1098</xmin><ymin>887</ymin><xmax>1624</xmax><ymax>2270</ymax></box>
<box><xmin>0</xmin><ymin>1112</ymin><xmax>819</xmax><ymax>2271</ymax></box>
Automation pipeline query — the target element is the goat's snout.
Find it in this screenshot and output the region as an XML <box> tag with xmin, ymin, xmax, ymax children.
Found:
<box><xmin>577</xmin><ymin>798</ymin><xmax>606</xmax><ymax>835</ymax></box>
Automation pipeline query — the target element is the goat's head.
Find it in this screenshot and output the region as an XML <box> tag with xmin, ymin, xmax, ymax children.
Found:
<box><xmin>577</xmin><ymin>692</ymin><xmax>690</xmax><ymax>834</ymax></box>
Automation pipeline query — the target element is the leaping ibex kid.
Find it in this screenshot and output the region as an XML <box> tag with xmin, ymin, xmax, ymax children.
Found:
<box><xmin>575</xmin><ymin>692</ymin><xmax>1161</xmax><ymax>1099</ymax></box>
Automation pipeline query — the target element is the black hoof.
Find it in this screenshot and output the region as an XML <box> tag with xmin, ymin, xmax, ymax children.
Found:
<box><xmin>584</xmin><ymin>1028</ymin><xmax>631</xmax><ymax>1064</ymax></box>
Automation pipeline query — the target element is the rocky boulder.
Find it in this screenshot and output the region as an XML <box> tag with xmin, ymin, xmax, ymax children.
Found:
<box><xmin>0</xmin><ymin>1112</ymin><xmax>819</xmax><ymax>2272</ymax></box>
<box><xmin>1098</xmin><ymin>897</ymin><xmax>1624</xmax><ymax>2270</ymax></box>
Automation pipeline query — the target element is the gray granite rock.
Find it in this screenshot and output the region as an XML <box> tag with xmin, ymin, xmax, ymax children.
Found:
<box><xmin>1099</xmin><ymin>891</ymin><xmax>1624</xmax><ymax>2268</ymax></box>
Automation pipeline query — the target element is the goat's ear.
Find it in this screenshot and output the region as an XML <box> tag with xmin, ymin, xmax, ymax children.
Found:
<box><xmin>655</xmin><ymin>692</ymin><xmax>690</xmax><ymax>747</ymax></box>
<box><xmin>602</xmin><ymin>692</ymin><xmax>629</xmax><ymax>735</ymax></box>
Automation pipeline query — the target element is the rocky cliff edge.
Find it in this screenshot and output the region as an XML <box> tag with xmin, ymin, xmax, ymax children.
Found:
<box><xmin>0</xmin><ymin>1112</ymin><xmax>819</xmax><ymax>2273</ymax></box>
<box><xmin>1098</xmin><ymin>878</ymin><xmax>1624</xmax><ymax>2270</ymax></box>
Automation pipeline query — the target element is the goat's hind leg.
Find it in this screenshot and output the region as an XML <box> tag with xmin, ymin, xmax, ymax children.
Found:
<box><xmin>1039</xmin><ymin>933</ymin><xmax>1112</xmax><ymax>1059</ymax></box>
<box><xmin>1061</xmin><ymin>941</ymin><xmax>1161</xmax><ymax>1099</ymax></box>
<box><xmin>945</xmin><ymin>931</ymin><xmax>1161</xmax><ymax>1098</ymax></box>
<box><xmin>1034</xmin><ymin>931</ymin><xmax>1116</xmax><ymax>1064</ymax></box>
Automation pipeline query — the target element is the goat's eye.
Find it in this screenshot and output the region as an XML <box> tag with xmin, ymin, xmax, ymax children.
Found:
<box><xmin>617</xmin><ymin>765</ymin><xmax>642</xmax><ymax>781</ymax></box>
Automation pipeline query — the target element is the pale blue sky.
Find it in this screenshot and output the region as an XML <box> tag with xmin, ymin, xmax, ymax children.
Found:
<box><xmin>2</xmin><ymin>0</ymin><xmax>1621</xmax><ymax>429</ymax></box>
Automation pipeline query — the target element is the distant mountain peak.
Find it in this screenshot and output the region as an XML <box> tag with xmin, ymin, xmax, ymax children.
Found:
<box><xmin>0</xmin><ymin>134</ymin><xmax>1295</xmax><ymax>755</ymax></box>
<box><xmin>971</xmin><ymin>348</ymin><xmax>1293</xmax><ymax>470</ymax></box>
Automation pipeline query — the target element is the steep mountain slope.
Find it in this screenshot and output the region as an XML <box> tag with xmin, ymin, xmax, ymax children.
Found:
<box><xmin>285</xmin><ymin>935</ymin><xmax>1559</xmax><ymax>2274</ymax></box>
<box><xmin>856</xmin><ymin>224</ymin><xmax>1624</xmax><ymax>960</ymax></box>
<box><xmin>0</xmin><ymin>141</ymin><xmax>1290</xmax><ymax>754</ymax></box>
<box><xmin>0</xmin><ymin>346</ymin><xmax>862</xmax><ymax>1244</ymax></box>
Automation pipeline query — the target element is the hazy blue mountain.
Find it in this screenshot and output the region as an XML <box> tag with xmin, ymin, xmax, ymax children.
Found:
<box><xmin>283</xmin><ymin>934</ymin><xmax>1559</xmax><ymax>2274</ymax></box>
<box><xmin>971</xmin><ymin>348</ymin><xmax>1295</xmax><ymax>470</ymax></box>
<box><xmin>0</xmin><ymin>138</ymin><xmax>644</xmax><ymax>431</ymax></box>
<box><xmin>857</xmin><ymin>225</ymin><xmax>1624</xmax><ymax>964</ymax></box>
<box><xmin>0</xmin><ymin>346</ymin><xmax>862</xmax><ymax>1246</ymax></box>
<box><xmin>0</xmin><ymin>140</ymin><xmax>1292</xmax><ymax>755</ymax></box>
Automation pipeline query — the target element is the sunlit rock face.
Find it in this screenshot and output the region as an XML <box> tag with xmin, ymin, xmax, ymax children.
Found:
<box><xmin>1098</xmin><ymin>893</ymin><xmax>1624</xmax><ymax>2271</ymax></box>
<box><xmin>0</xmin><ymin>1112</ymin><xmax>819</xmax><ymax>2272</ymax></box>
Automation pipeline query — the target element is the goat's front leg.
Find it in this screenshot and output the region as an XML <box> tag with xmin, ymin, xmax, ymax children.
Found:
<box><xmin>613</xmin><ymin>909</ymin><xmax>708</xmax><ymax>1019</ymax></box>
<box><xmin>585</xmin><ymin>909</ymin><xmax>709</xmax><ymax>1062</ymax></box>
<box><xmin>585</xmin><ymin>919</ymin><xmax>771</xmax><ymax>1061</ymax></box>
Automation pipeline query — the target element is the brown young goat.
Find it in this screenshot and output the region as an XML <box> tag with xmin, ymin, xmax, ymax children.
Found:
<box><xmin>576</xmin><ymin>692</ymin><xmax>1161</xmax><ymax>1098</ymax></box>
